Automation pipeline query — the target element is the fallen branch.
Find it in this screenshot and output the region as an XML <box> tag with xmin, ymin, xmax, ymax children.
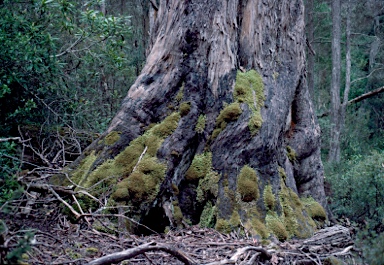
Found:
<box><xmin>87</xmin><ymin>242</ymin><xmax>197</xmax><ymax>265</ymax></box>
<box><xmin>87</xmin><ymin>242</ymin><xmax>273</xmax><ymax>265</ymax></box>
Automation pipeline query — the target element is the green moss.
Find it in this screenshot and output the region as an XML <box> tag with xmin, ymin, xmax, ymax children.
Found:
<box><xmin>104</xmin><ymin>131</ymin><xmax>121</xmax><ymax>145</ymax></box>
<box><xmin>71</xmin><ymin>151</ymin><xmax>97</xmax><ymax>184</ymax></box>
<box><xmin>278</xmin><ymin>178</ymin><xmax>316</xmax><ymax>239</ymax></box>
<box><xmin>212</xmin><ymin>102</ymin><xmax>242</xmax><ymax>139</ymax></box>
<box><xmin>301</xmin><ymin>197</ymin><xmax>327</xmax><ymax>221</ymax></box>
<box><xmin>84</xmin><ymin>159</ymin><xmax>121</xmax><ymax>188</ymax></box>
<box><xmin>137</xmin><ymin>156</ymin><xmax>166</xmax><ymax>179</ymax></box>
<box><xmin>185</xmin><ymin>152</ymin><xmax>212</xmax><ymax>181</ymax></box>
<box><xmin>112</xmin><ymin>178</ymin><xmax>130</xmax><ymax>200</ymax></box>
<box><xmin>120</xmin><ymin>157</ymin><xmax>166</xmax><ymax>202</ymax></box>
<box><xmin>286</xmin><ymin>146</ymin><xmax>297</xmax><ymax>162</ymax></box>
<box><xmin>252</xmin><ymin>218</ymin><xmax>269</xmax><ymax>239</ymax></box>
<box><xmin>234</xmin><ymin>70</ymin><xmax>265</xmax><ymax>135</ymax></box>
<box><xmin>266</xmin><ymin>213</ymin><xmax>288</xmax><ymax>241</ymax></box>
<box><xmin>229</xmin><ymin>210</ymin><xmax>241</xmax><ymax>227</ymax></box>
<box><xmin>281</xmin><ymin>201</ymin><xmax>298</xmax><ymax>237</ymax></box>
<box><xmin>263</xmin><ymin>185</ymin><xmax>276</xmax><ymax>210</ymax></box>
<box><xmin>199</xmin><ymin>202</ymin><xmax>217</xmax><ymax>228</ymax></box>
<box><xmin>248</xmin><ymin>114</ymin><xmax>263</xmax><ymax>134</ymax></box>
<box><xmin>167</xmin><ymin>103</ymin><xmax>175</xmax><ymax>110</ymax></box>
<box><xmin>179</xmin><ymin>101</ymin><xmax>191</xmax><ymax>117</ymax></box>
<box><xmin>175</xmin><ymin>83</ymin><xmax>184</xmax><ymax>102</ymax></box>
<box><xmin>323</xmin><ymin>256</ymin><xmax>344</xmax><ymax>265</ymax></box>
<box><xmin>65</xmin><ymin>249</ymin><xmax>82</xmax><ymax>259</ymax></box>
<box><xmin>211</xmin><ymin>128</ymin><xmax>221</xmax><ymax>140</ymax></box>
<box><xmin>171</xmin><ymin>183</ymin><xmax>179</xmax><ymax>195</ymax></box>
<box><xmin>244</xmin><ymin>211</ymin><xmax>270</xmax><ymax>239</ymax></box>
<box><xmin>216</xmin><ymin>102</ymin><xmax>242</xmax><ymax>128</ymax></box>
<box><xmin>144</xmin><ymin>134</ymin><xmax>163</xmax><ymax>156</ymax></box>
<box><xmin>151</xmin><ymin>112</ymin><xmax>181</xmax><ymax>138</ymax></box>
<box><xmin>85</xmin><ymin>247</ymin><xmax>99</xmax><ymax>257</ymax></box>
<box><xmin>237</xmin><ymin>165</ymin><xmax>259</xmax><ymax>202</ymax></box>
<box><xmin>195</xmin><ymin>115</ymin><xmax>206</xmax><ymax>133</ymax></box>
<box><xmin>72</xmin><ymin>112</ymin><xmax>179</xmax><ymax>205</ymax></box>
<box><xmin>113</xmin><ymin>141</ymin><xmax>144</xmax><ymax>173</ymax></box>
<box><xmin>278</xmin><ymin>166</ymin><xmax>287</xmax><ymax>182</ymax></box>
<box><xmin>172</xmin><ymin>201</ymin><xmax>183</xmax><ymax>225</ymax></box>
<box><xmin>196</xmin><ymin>171</ymin><xmax>219</xmax><ymax>202</ymax></box>
<box><xmin>215</xmin><ymin>218</ymin><xmax>231</xmax><ymax>234</ymax></box>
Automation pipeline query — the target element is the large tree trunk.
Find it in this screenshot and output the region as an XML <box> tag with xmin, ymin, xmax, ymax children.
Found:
<box><xmin>69</xmin><ymin>0</ymin><xmax>327</xmax><ymax>239</ymax></box>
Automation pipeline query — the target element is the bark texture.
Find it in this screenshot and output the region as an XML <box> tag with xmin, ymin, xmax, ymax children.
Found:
<box><xmin>69</xmin><ymin>0</ymin><xmax>326</xmax><ymax>238</ymax></box>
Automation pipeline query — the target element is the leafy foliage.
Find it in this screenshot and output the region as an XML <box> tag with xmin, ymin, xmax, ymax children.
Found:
<box><xmin>327</xmin><ymin>150</ymin><xmax>384</xmax><ymax>231</ymax></box>
<box><xmin>0</xmin><ymin>142</ymin><xmax>23</xmax><ymax>205</ymax></box>
<box><xmin>0</xmin><ymin>0</ymin><xmax>139</xmax><ymax>135</ymax></box>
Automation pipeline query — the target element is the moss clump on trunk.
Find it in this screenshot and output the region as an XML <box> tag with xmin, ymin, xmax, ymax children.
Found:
<box><xmin>71</xmin><ymin>151</ymin><xmax>97</xmax><ymax>184</ymax></box>
<box><xmin>266</xmin><ymin>213</ymin><xmax>289</xmax><ymax>241</ymax></box>
<box><xmin>185</xmin><ymin>152</ymin><xmax>213</xmax><ymax>181</ymax></box>
<box><xmin>211</xmin><ymin>102</ymin><xmax>242</xmax><ymax>139</ymax></box>
<box><xmin>236</xmin><ymin>165</ymin><xmax>259</xmax><ymax>202</ymax></box>
<box><xmin>234</xmin><ymin>70</ymin><xmax>265</xmax><ymax>135</ymax></box>
<box><xmin>214</xmin><ymin>169</ymin><xmax>325</xmax><ymax>240</ymax></box>
<box><xmin>301</xmin><ymin>197</ymin><xmax>327</xmax><ymax>221</ymax></box>
<box><xmin>179</xmin><ymin>101</ymin><xmax>191</xmax><ymax>117</ymax></box>
<box><xmin>195</xmin><ymin>115</ymin><xmax>206</xmax><ymax>133</ymax></box>
<box><xmin>104</xmin><ymin>131</ymin><xmax>121</xmax><ymax>146</ymax></box>
<box><xmin>215</xmin><ymin>218</ymin><xmax>231</xmax><ymax>234</ymax></box>
<box><xmin>263</xmin><ymin>184</ymin><xmax>276</xmax><ymax>210</ymax></box>
<box><xmin>71</xmin><ymin>112</ymin><xmax>180</xmax><ymax>205</ymax></box>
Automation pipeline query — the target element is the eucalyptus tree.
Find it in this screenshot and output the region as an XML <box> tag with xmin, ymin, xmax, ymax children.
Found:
<box><xmin>70</xmin><ymin>0</ymin><xmax>327</xmax><ymax>238</ymax></box>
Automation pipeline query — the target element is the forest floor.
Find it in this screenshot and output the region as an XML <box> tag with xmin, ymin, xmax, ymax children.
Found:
<box><xmin>1</xmin><ymin>188</ymin><xmax>359</xmax><ymax>265</ymax></box>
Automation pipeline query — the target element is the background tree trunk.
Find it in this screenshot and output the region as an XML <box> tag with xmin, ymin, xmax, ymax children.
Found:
<box><xmin>70</xmin><ymin>0</ymin><xmax>327</xmax><ymax>238</ymax></box>
<box><xmin>305</xmin><ymin>0</ymin><xmax>315</xmax><ymax>100</ymax></box>
<box><xmin>329</xmin><ymin>0</ymin><xmax>342</xmax><ymax>163</ymax></box>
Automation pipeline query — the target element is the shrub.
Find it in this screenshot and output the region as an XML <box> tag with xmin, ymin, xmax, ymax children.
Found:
<box><xmin>328</xmin><ymin>150</ymin><xmax>384</xmax><ymax>230</ymax></box>
<box><xmin>356</xmin><ymin>231</ymin><xmax>384</xmax><ymax>265</ymax></box>
<box><xmin>0</xmin><ymin>142</ymin><xmax>23</xmax><ymax>205</ymax></box>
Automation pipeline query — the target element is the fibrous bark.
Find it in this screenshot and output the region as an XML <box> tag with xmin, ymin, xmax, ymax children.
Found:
<box><xmin>69</xmin><ymin>0</ymin><xmax>327</xmax><ymax>237</ymax></box>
